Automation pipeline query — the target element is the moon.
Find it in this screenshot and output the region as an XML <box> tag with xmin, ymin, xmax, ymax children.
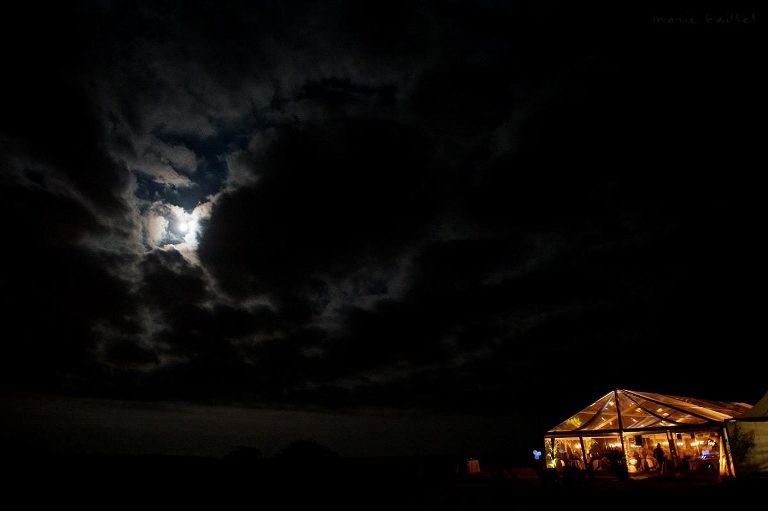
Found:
<box><xmin>178</xmin><ymin>221</ymin><xmax>189</xmax><ymax>233</ymax></box>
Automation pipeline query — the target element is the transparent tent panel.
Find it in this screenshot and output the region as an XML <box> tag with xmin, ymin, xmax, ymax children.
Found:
<box><xmin>582</xmin><ymin>435</ymin><xmax>623</xmax><ymax>472</ymax></box>
<box><xmin>547</xmin><ymin>434</ymin><xmax>622</xmax><ymax>472</ymax></box>
<box><xmin>549</xmin><ymin>392</ymin><xmax>614</xmax><ymax>432</ymax></box>
<box><xmin>616</xmin><ymin>391</ymin><xmax>664</xmax><ymax>429</ymax></box>
<box><xmin>546</xmin><ymin>437</ymin><xmax>586</xmax><ymax>469</ymax></box>
<box><xmin>547</xmin><ymin>429</ymin><xmax>728</xmax><ymax>477</ymax></box>
<box><xmin>590</xmin><ymin>398</ymin><xmax>619</xmax><ymax>430</ymax></box>
<box><xmin>620</xmin><ymin>391</ymin><xmax>708</xmax><ymax>429</ymax></box>
<box><xmin>627</xmin><ymin>391</ymin><xmax>752</xmax><ymax>422</ymax></box>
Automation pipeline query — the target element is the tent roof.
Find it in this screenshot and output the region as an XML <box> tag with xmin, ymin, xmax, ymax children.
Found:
<box><xmin>547</xmin><ymin>389</ymin><xmax>753</xmax><ymax>434</ymax></box>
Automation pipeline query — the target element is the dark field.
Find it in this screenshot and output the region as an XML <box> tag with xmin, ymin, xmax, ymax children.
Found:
<box><xmin>6</xmin><ymin>452</ymin><xmax>766</xmax><ymax>508</ymax></box>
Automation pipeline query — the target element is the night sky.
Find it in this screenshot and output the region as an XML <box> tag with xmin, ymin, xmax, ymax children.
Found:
<box><xmin>0</xmin><ymin>1</ymin><xmax>764</xmax><ymax>457</ymax></box>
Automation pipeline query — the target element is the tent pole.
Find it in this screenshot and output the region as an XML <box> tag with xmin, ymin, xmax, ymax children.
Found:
<box><xmin>665</xmin><ymin>429</ymin><xmax>677</xmax><ymax>474</ymax></box>
<box><xmin>721</xmin><ymin>424</ymin><xmax>736</xmax><ymax>478</ymax></box>
<box><xmin>614</xmin><ymin>389</ymin><xmax>627</xmax><ymax>468</ymax></box>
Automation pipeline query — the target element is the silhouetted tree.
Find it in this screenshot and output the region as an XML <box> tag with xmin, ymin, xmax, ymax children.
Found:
<box><xmin>729</xmin><ymin>424</ymin><xmax>756</xmax><ymax>465</ymax></box>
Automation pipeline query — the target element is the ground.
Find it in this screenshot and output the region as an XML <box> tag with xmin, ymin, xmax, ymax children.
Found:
<box><xmin>6</xmin><ymin>453</ymin><xmax>766</xmax><ymax>508</ymax></box>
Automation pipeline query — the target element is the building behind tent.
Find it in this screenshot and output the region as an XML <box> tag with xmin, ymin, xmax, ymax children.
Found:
<box><xmin>728</xmin><ymin>390</ymin><xmax>768</xmax><ymax>476</ymax></box>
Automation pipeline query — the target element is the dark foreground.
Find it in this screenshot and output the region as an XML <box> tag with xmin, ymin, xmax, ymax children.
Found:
<box><xmin>6</xmin><ymin>453</ymin><xmax>766</xmax><ymax>508</ymax></box>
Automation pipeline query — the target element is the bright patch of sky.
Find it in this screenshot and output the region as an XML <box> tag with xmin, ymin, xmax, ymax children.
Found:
<box><xmin>134</xmin><ymin>131</ymin><xmax>240</xmax><ymax>262</ymax></box>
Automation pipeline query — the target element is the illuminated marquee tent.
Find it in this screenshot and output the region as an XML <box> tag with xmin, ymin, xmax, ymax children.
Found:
<box><xmin>544</xmin><ymin>389</ymin><xmax>753</xmax><ymax>477</ymax></box>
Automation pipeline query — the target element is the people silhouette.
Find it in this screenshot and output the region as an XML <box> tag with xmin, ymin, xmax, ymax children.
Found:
<box><xmin>653</xmin><ymin>443</ymin><xmax>666</xmax><ymax>474</ymax></box>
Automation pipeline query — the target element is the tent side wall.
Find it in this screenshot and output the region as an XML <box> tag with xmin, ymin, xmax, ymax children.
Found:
<box><xmin>728</xmin><ymin>419</ymin><xmax>768</xmax><ymax>476</ymax></box>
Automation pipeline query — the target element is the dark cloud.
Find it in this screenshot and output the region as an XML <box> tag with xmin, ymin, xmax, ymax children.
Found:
<box><xmin>198</xmin><ymin>117</ymin><xmax>435</xmax><ymax>308</ymax></box>
<box><xmin>0</xmin><ymin>187</ymin><xmax>135</xmax><ymax>391</ymax></box>
<box><xmin>139</xmin><ymin>249</ymin><xmax>210</xmax><ymax>308</ymax></box>
<box><xmin>0</xmin><ymin>4</ymin><xmax>140</xmax><ymax>393</ymax></box>
<box><xmin>1</xmin><ymin>0</ymin><xmax>765</xmax><ymax>448</ymax></box>
<box><xmin>1</xmin><ymin>5</ymin><xmax>132</xmax><ymax>217</ymax></box>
